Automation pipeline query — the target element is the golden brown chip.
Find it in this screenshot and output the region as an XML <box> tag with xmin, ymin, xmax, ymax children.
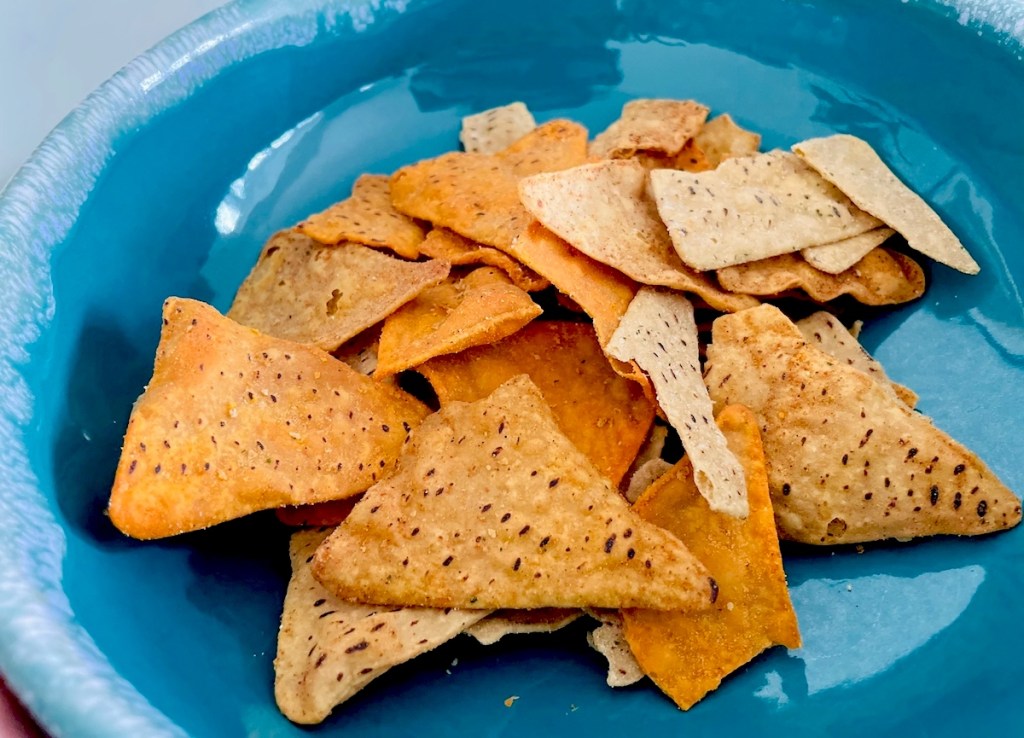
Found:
<box><xmin>418</xmin><ymin>321</ymin><xmax>655</xmax><ymax>485</ymax></box>
<box><xmin>692</xmin><ymin>114</ymin><xmax>761</xmax><ymax>167</ymax></box>
<box><xmin>586</xmin><ymin>612</ymin><xmax>645</xmax><ymax>687</ymax></box>
<box><xmin>460</xmin><ymin>102</ymin><xmax>537</xmax><ymax>154</ymax></box>
<box><xmin>298</xmin><ymin>174</ymin><xmax>426</xmax><ymax>259</ymax></box>
<box><xmin>497</xmin><ymin>119</ymin><xmax>589</xmax><ymax>177</ymax></box>
<box><xmin>376</xmin><ymin>267</ymin><xmax>542</xmax><ymax>376</ymax></box>
<box><xmin>313</xmin><ymin>375</ymin><xmax>717</xmax><ymax>610</ymax></box>
<box><xmin>705</xmin><ymin>305</ymin><xmax>1023</xmax><ymax>544</ymax></box>
<box><xmin>632</xmin><ymin>140</ymin><xmax>714</xmax><ymax>173</ymax></box>
<box><xmin>716</xmin><ymin>248</ymin><xmax>925</xmax><ymax>306</ymax></box>
<box><xmin>107</xmin><ymin>298</ymin><xmax>430</xmax><ymax>539</ymax></box>
<box><xmin>518</xmin><ymin>160</ymin><xmax>758</xmax><ymax>312</ymax></box>
<box><xmin>591</xmin><ymin>99</ymin><xmax>709</xmax><ymax>159</ymax></box>
<box><xmin>622</xmin><ymin>404</ymin><xmax>801</xmax><ymax>710</ymax></box>
<box><xmin>419</xmin><ymin>228</ymin><xmax>549</xmax><ymax>292</ymax></box>
<box><xmin>467</xmin><ymin>609</ymin><xmax>582</xmax><ymax>645</ymax></box>
<box><xmin>228</xmin><ymin>231</ymin><xmax>449</xmax><ymax>351</ymax></box>
<box><xmin>276</xmin><ymin>497</ymin><xmax>360</xmax><ymax>527</ymax></box>
<box><xmin>275</xmin><ymin>529</ymin><xmax>487</xmax><ymax>724</ymax></box>
<box><xmin>801</xmin><ymin>227</ymin><xmax>896</xmax><ymax>274</ymax></box>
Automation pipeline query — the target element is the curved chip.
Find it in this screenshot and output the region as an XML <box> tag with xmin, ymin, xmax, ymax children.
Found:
<box><xmin>419</xmin><ymin>227</ymin><xmax>549</xmax><ymax>292</ymax></box>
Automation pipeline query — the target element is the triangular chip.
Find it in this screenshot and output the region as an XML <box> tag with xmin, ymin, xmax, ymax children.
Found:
<box><xmin>591</xmin><ymin>99</ymin><xmax>709</xmax><ymax>159</ymax></box>
<box><xmin>622</xmin><ymin>404</ymin><xmax>801</xmax><ymax>710</ymax></box>
<box><xmin>606</xmin><ymin>288</ymin><xmax>748</xmax><ymax>518</ymax></box>
<box><xmin>418</xmin><ymin>321</ymin><xmax>656</xmax><ymax>485</ymax></box>
<box><xmin>586</xmin><ymin>612</ymin><xmax>645</xmax><ymax>687</ymax></box>
<box><xmin>692</xmin><ymin>114</ymin><xmax>761</xmax><ymax>168</ymax></box>
<box><xmin>419</xmin><ymin>227</ymin><xmax>549</xmax><ymax>292</ymax></box>
<box><xmin>705</xmin><ymin>305</ymin><xmax>1022</xmax><ymax>543</ymax></box>
<box><xmin>801</xmin><ymin>227</ymin><xmax>895</xmax><ymax>274</ymax></box>
<box><xmin>716</xmin><ymin>248</ymin><xmax>925</xmax><ymax>306</ymax></box>
<box><xmin>649</xmin><ymin>150</ymin><xmax>883</xmax><ymax>270</ymax></box>
<box><xmin>376</xmin><ymin>267</ymin><xmax>542</xmax><ymax>376</ymax></box>
<box><xmin>496</xmin><ymin>119</ymin><xmax>589</xmax><ymax>177</ymax></box>
<box><xmin>460</xmin><ymin>102</ymin><xmax>537</xmax><ymax>154</ymax></box>
<box><xmin>297</xmin><ymin>174</ymin><xmax>426</xmax><ymax>259</ymax></box>
<box><xmin>518</xmin><ymin>160</ymin><xmax>758</xmax><ymax>312</ymax></box>
<box><xmin>108</xmin><ymin>298</ymin><xmax>430</xmax><ymax>539</ymax></box>
<box><xmin>313</xmin><ymin>375</ymin><xmax>716</xmax><ymax>610</ymax></box>
<box><xmin>228</xmin><ymin>231</ymin><xmax>449</xmax><ymax>351</ymax></box>
<box><xmin>467</xmin><ymin>609</ymin><xmax>581</xmax><ymax>645</ymax></box>
<box><xmin>275</xmin><ymin>529</ymin><xmax>487</xmax><ymax>724</ymax></box>
<box><xmin>793</xmin><ymin>134</ymin><xmax>980</xmax><ymax>274</ymax></box>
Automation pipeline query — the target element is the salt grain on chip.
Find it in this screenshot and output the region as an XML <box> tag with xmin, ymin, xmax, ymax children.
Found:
<box><xmin>460</xmin><ymin>102</ymin><xmax>537</xmax><ymax>155</ymax></box>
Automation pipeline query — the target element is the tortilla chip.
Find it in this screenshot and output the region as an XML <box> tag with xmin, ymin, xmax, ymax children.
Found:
<box><xmin>297</xmin><ymin>175</ymin><xmax>426</xmax><ymax>259</ymax></box>
<box><xmin>467</xmin><ymin>609</ymin><xmax>582</xmax><ymax>645</ymax></box>
<box><xmin>419</xmin><ymin>228</ymin><xmax>549</xmax><ymax>292</ymax></box>
<box><xmin>586</xmin><ymin>613</ymin><xmax>645</xmax><ymax>687</ymax></box>
<box><xmin>693</xmin><ymin>114</ymin><xmax>761</xmax><ymax>168</ymax></box>
<box><xmin>649</xmin><ymin>150</ymin><xmax>883</xmax><ymax>271</ymax></box>
<box><xmin>312</xmin><ymin>375</ymin><xmax>716</xmax><ymax>610</ymax></box>
<box><xmin>228</xmin><ymin>231</ymin><xmax>449</xmax><ymax>351</ymax></box>
<box><xmin>717</xmin><ymin>248</ymin><xmax>925</xmax><ymax>306</ymax></box>
<box><xmin>276</xmin><ymin>498</ymin><xmax>360</xmax><ymax>527</ymax></box>
<box><xmin>793</xmin><ymin>134</ymin><xmax>980</xmax><ymax>274</ymax></box>
<box><xmin>625</xmin><ymin>458</ymin><xmax>674</xmax><ymax>504</ymax></box>
<box><xmin>632</xmin><ymin>140</ymin><xmax>713</xmax><ymax>173</ymax></box>
<box><xmin>591</xmin><ymin>99</ymin><xmax>709</xmax><ymax>159</ymax></box>
<box><xmin>275</xmin><ymin>529</ymin><xmax>487</xmax><ymax>724</ymax></box>
<box><xmin>418</xmin><ymin>321</ymin><xmax>656</xmax><ymax>485</ymax></box>
<box><xmin>801</xmin><ymin>227</ymin><xmax>896</xmax><ymax>274</ymax></box>
<box><xmin>333</xmin><ymin>325</ymin><xmax>382</xmax><ymax>377</ymax></box>
<box><xmin>705</xmin><ymin>305</ymin><xmax>1022</xmax><ymax>544</ymax></box>
<box><xmin>518</xmin><ymin>160</ymin><xmax>758</xmax><ymax>312</ymax></box>
<box><xmin>606</xmin><ymin>288</ymin><xmax>748</xmax><ymax>518</ymax></box>
<box><xmin>460</xmin><ymin>102</ymin><xmax>537</xmax><ymax>154</ymax></box>
<box><xmin>376</xmin><ymin>267</ymin><xmax>542</xmax><ymax>376</ymax></box>
<box><xmin>795</xmin><ymin>311</ymin><xmax>917</xmax><ymax>408</ymax></box>
<box><xmin>622</xmin><ymin>405</ymin><xmax>801</xmax><ymax>710</ymax></box>
<box><xmin>108</xmin><ymin>299</ymin><xmax>430</xmax><ymax>539</ymax></box>
<box><xmin>497</xmin><ymin>119</ymin><xmax>589</xmax><ymax>177</ymax></box>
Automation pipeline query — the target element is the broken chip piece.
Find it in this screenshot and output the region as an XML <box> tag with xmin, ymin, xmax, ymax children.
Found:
<box><xmin>418</xmin><ymin>227</ymin><xmax>550</xmax><ymax>292</ymax></box>
<box><xmin>586</xmin><ymin>611</ymin><xmax>645</xmax><ymax>688</ymax></box>
<box><xmin>467</xmin><ymin>609</ymin><xmax>582</xmax><ymax>646</ymax></box>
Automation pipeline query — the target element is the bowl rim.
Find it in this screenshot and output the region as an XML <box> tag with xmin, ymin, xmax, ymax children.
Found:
<box><xmin>0</xmin><ymin>0</ymin><xmax>1022</xmax><ymax>736</ymax></box>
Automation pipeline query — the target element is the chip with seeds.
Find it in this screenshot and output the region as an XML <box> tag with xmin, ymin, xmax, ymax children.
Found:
<box><xmin>275</xmin><ymin>529</ymin><xmax>487</xmax><ymax>724</ymax></box>
<box><xmin>716</xmin><ymin>248</ymin><xmax>925</xmax><ymax>306</ymax></box>
<box><xmin>692</xmin><ymin>114</ymin><xmax>761</xmax><ymax>168</ymax></box>
<box><xmin>376</xmin><ymin>267</ymin><xmax>542</xmax><ymax>377</ymax></box>
<box><xmin>705</xmin><ymin>305</ymin><xmax>1022</xmax><ymax>544</ymax></box>
<box><xmin>228</xmin><ymin>231</ymin><xmax>449</xmax><ymax>351</ymax></box>
<box><xmin>467</xmin><ymin>609</ymin><xmax>582</xmax><ymax>646</ymax></box>
<box><xmin>606</xmin><ymin>288</ymin><xmax>748</xmax><ymax>518</ymax></box>
<box><xmin>496</xmin><ymin>119</ymin><xmax>589</xmax><ymax>177</ymax></box>
<box><xmin>460</xmin><ymin>102</ymin><xmax>537</xmax><ymax>155</ymax></box>
<box><xmin>108</xmin><ymin>298</ymin><xmax>430</xmax><ymax>539</ymax></box>
<box><xmin>297</xmin><ymin>174</ymin><xmax>426</xmax><ymax>259</ymax></box>
<box><xmin>801</xmin><ymin>227</ymin><xmax>896</xmax><ymax>274</ymax></box>
<box><xmin>586</xmin><ymin>612</ymin><xmax>645</xmax><ymax>687</ymax></box>
<box><xmin>419</xmin><ymin>227</ymin><xmax>549</xmax><ymax>292</ymax></box>
<box><xmin>518</xmin><ymin>160</ymin><xmax>758</xmax><ymax>312</ymax></box>
<box><xmin>312</xmin><ymin>375</ymin><xmax>716</xmax><ymax>610</ymax></box>
<box><xmin>418</xmin><ymin>321</ymin><xmax>655</xmax><ymax>485</ymax></box>
<box><xmin>591</xmin><ymin>99</ymin><xmax>709</xmax><ymax>159</ymax></box>
<box><xmin>793</xmin><ymin>134</ymin><xmax>980</xmax><ymax>274</ymax></box>
<box><xmin>649</xmin><ymin>151</ymin><xmax>883</xmax><ymax>271</ymax></box>
<box><xmin>622</xmin><ymin>405</ymin><xmax>801</xmax><ymax>710</ymax></box>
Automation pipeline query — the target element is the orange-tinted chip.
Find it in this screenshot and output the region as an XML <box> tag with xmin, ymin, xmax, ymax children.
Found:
<box><xmin>418</xmin><ymin>321</ymin><xmax>655</xmax><ymax>485</ymax></box>
<box><xmin>496</xmin><ymin>119</ymin><xmax>589</xmax><ymax>177</ymax></box>
<box><xmin>376</xmin><ymin>267</ymin><xmax>542</xmax><ymax>376</ymax></box>
<box><xmin>632</xmin><ymin>140</ymin><xmax>714</xmax><ymax>173</ymax></box>
<box><xmin>419</xmin><ymin>228</ymin><xmax>549</xmax><ymax>292</ymax></box>
<box><xmin>622</xmin><ymin>404</ymin><xmax>801</xmax><ymax>710</ymax></box>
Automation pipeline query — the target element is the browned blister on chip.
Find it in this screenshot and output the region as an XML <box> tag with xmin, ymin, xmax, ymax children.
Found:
<box><xmin>496</xmin><ymin>119</ymin><xmax>589</xmax><ymax>177</ymax></box>
<box><xmin>418</xmin><ymin>321</ymin><xmax>655</xmax><ymax>486</ymax></box>
<box><xmin>298</xmin><ymin>175</ymin><xmax>426</xmax><ymax>259</ymax></box>
<box><xmin>622</xmin><ymin>405</ymin><xmax>801</xmax><ymax>710</ymax></box>
<box><xmin>705</xmin><ymin>305</ymin><xmax>1022</xmax><ymax>544</ymax></box>
<box><xmin>419</xmin><ymin>228</ymin><xmax>549</xmax><ymax>292</ymax></box>
<box><xmin>649</xmin><ymin>151</ymin><xmax>882</xmax><ymax>271</ymax></box>
<box><xmin>591</xmin><ymin>99</ymin><xmax>709</xmax><ymax>159</ymax></box>
<box><xmin>692</xmin><ymin>114</ymin><xmax>761</xmax><ymax>168</ymax></box>
<box><xmin>312</xmin><ymin>375</ymin><xmax>716</xmax><ymax>610</ymax></box>
<box><xmin>228</xmin><ymin>231</ymin><xmax>449</xmax><ymax>351</ymax></box>
<box><xmin>461</xmin><ymin>102</ymin><xmax>537</xmax><ymax>155</ymax></box>
<box><xmin>275</xmin><ymin>529</ymin><xmax>487</xmax><ymax>724</ymax></box>
<box><xmin>518</xmin><ymin>160</ymin><xmax>758</xmax><ymax>313</ymax></box>
<box><xmin>606</xmin><ymin>288</ymin><xmax>748</xmax><ymax>518</ymax></box>
<box><xmin>467</xmin><ymin>609</ymin><xmax>582</xmax><ymax>645</ymax></box>
<box><xmin>108</xmin><ymin>298</ymin><xmax>430</xmax><ymax>539</ymax></box>
<box><xmin>801</xmin><ymin>227</ymin><xmax>895</xmax><ymax>275</ymax></box>
<box><xmin>716</xmin><ymin>248</ymin><xmax>925</xmax><ymax>306</ymax></box>
<box><xmin>376</xmin><ymin>267</ymin><xmax>542</xmax><ymax>376</ymax></box>
<box><xmin>793</xmin><ymin>134</ymin><xmax>980</xmax><ymax>274</ymax></box>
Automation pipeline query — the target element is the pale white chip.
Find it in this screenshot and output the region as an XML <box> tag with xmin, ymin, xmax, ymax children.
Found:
<box><xmin>648</xmin><ymin>150</ymin><xmax>882</xmax><ymax>271</ymax></box>
<box><xmin>801</xmin><ymin>227</ymin><xmax>895</xmax><ymax>274</ymax></box>
<box><xmin>793</xmin><ymin>134</ymin><xmax>980</xmax><ymax>274</ymax></box>
<box><xmin>467</xmin><ymin>609</ymin><xmax>582</xmax><ymax>646</ymax></box>
<box><xmin>606</xmin><ymin>287</ymin><xmax>748</xmax><ymax>518</ymax></box>
<box><xmin>585</xmin><ymin>612</ymin><xmax>645</xmax><ymax>687</ymax></box>
<box><xmin>625</xmin><ymin>458</ymin><xmax>674</xmax><ymax>504</ymax></box>
<box><xmin>460</xmin><ymin>102</ymin><xmax>537</xmax><ymax>155</ymax></box>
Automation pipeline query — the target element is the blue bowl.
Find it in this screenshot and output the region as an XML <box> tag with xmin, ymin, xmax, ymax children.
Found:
<box><xmin>2</xmin><ymin>0</ymin><xmax>1024</xmax><ymax>735</ymax></box>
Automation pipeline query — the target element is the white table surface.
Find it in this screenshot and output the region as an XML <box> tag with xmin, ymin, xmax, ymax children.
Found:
<box><xmin>1</xmin><ymin>3</ymin><xmax>228</xmax><ymax>733</ymax></box>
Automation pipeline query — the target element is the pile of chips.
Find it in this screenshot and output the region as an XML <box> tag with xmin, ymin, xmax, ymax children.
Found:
<box><xmin>107</xmin><ymin>99</ymin><xmax>1020</xmax><ymax>725</ymax></box>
